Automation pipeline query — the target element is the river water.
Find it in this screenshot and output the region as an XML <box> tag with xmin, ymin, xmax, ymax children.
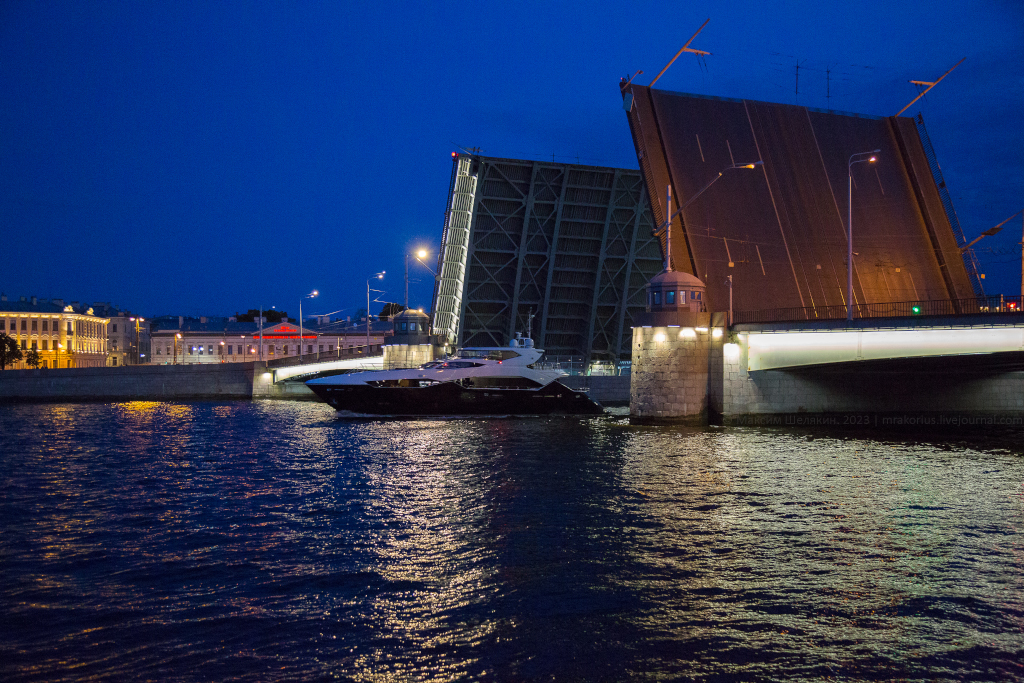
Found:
<box><xmin>1</xmin><ymin>401</ymin><xmax>1021</xmax><ymax>681</ymax></box>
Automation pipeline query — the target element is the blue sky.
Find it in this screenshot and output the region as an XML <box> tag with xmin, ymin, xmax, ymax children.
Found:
<box><xmin>2</xmin><ymin>1</ymin><xmax>1022</xmax><ymax>317</ymax></box>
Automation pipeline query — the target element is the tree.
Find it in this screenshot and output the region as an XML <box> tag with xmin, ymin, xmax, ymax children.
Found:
<box><xmin>0</xmin><ymin>333</ymin><xmax>22</xmax><ymax>370</ymax></box>
<box><xmin>235</xmin><ymin>309</ymin><xmax>289</xmax><ymax>323</ymax></box>
<box><xmin>378</xmin><ymin>302</ymin><xmax>407</xmax><ymax>321</ymax></box>
<box><xmin>25</xmin><ymin>348</ymin><xmax>41</xmax><ymax>369</ymax></box>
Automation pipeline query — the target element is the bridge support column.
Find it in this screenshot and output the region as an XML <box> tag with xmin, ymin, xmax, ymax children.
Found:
<box><xmin>631</xmin><ymin>312</ymin><xmax>723</xmax><ymax>421</ymax></box>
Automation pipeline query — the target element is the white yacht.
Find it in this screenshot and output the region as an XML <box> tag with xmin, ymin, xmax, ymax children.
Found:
<box><xmin>306</xmin><ymin>335</ymin><xmax>603</xmax><ymax>416</ymax></box>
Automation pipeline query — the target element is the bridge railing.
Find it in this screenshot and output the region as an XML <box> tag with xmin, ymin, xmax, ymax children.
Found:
<box><xmin>734</xmin><ymin>295</ymin><xmax>1024</xmax><ymax>324</ymax></box>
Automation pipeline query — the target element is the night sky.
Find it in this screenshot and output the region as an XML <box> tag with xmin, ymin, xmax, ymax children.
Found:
<box><xmin>2</xmin><ymin>1</ymin><xmax>1022</xmax><ymax>319</ymax></box>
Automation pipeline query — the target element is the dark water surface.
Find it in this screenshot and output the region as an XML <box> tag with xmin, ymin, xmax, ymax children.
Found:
<box><xmin>1</xmin><ymin>401</ymin><xmax>1022</xmax><ymax>681</ymax></box>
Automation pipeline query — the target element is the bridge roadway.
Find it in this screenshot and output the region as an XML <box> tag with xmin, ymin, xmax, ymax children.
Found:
<box><xmin>253</xmin><ymin>353</ymin><xmax>384</xmax><ymax>399</ymax></box>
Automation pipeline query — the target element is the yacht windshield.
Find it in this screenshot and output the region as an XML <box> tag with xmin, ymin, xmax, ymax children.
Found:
<box><xmin>420</xmin><ymin>361</ymin><xmax>484</xmax><ymax>369</ymax></box>
<box><xmin>458</xmin><ymin>349</ymin><xmax>522</xmax><ymax>361</ymax></box>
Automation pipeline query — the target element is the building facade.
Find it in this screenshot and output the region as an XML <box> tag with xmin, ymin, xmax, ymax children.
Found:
<box><xmin>90</xmin><ymin>304</ymin><xmax>151</xmax><ymax>367</ymax></box>
<box><xmin>0</xmin><ymin>295</ymin><xmax>109</xmax><ymax>368</ymax></box>
<box><xmin>149</xmin><ymin>318</ymin><xmax>391</xmax><ymax>364</ymax></box>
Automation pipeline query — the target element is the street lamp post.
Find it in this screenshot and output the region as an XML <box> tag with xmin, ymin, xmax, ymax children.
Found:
<box><xmin>367</xmin><ymin>272</ymin><xmax>385</xmax><ymax>354</ymax></box>
<box><xmin>848</xmin><ymin>150</ymin><xmax>880</xmax><ymax>321</ymax></box>
<box><xmin>299</xmin><ymin>290</ymin><xmax>318</xmax><ymax>360</ymax></box>
<box><xmin>657</xmin><ymin>161</ymin><xmax>763</xmax><ymax>273</ymax></box>
<box><xmin>405</xmin><ymin>248</ymin><xmax>436</xmax><ymax>310</ymax></box>
<box><xmin>175</xmin><ymin>332</ymin><xmax>182</xmax><ymax>365</ymax></box>
<box><xmin>129</xmin><ymin>317</ymin><xmax>144</xmax><ymax>365</ymax></box>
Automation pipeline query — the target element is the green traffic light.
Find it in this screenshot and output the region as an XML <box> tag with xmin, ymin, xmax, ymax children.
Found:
<box><xmin>912</xmin><ymin>306</ymin><xmax>922</xmax><ymax>314</ymax></box>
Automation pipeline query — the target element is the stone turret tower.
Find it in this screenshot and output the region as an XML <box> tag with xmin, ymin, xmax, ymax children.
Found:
<box><xmin>630</xmin><ymin>272</ymin><xmax>723</xmax><ymax>421</ymax></box>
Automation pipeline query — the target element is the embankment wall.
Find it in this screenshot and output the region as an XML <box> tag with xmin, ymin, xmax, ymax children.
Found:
<box><xmin>0</xmin><ymin>363</ymin><xmax>256</xmax><ymax>402</ymax></box>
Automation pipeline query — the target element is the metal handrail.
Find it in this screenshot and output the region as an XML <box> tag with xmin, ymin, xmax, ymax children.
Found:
<box><xmin>733</xmin><ymin>295</ymin><xmax>1024</xmax><ymax>325</ymax></box>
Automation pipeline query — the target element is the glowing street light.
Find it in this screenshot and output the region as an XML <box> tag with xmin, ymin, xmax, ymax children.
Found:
<box><xmin>299</xmin><ymin>289</ymin><xmax>318</xmax><ymax>359</ymax></box>
<box><xmin>405</xmin><ymin>249</ymin><xmax>437</xmax><ymax>309</ymax></box>
<box><xmin>367</xmin><ymin>272</ymin><xmax>385</xmax><ymax>354</ymax></box>
<box><xmin>848</xmin><ymin>150</ymin><xmax>881</xmax><ymax>321</ymax></box>
<box><xmin>657</xmin><ymin>161</ymin><xmax>763</xmax><ymax>273</ymax></box>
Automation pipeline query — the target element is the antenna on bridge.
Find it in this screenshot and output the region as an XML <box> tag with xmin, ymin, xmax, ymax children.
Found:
<box><xmin>648</xmin><ymin>18</ymin><xmax>711</xmax><ymax>88</ymax></box>
<box><xmin>895</xmin><ymin>58</ymin><xmax>965</xmax><ymax>116</ymax></box>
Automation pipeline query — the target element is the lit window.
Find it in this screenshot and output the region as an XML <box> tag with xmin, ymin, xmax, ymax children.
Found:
<box><xmin>666</xmin><ymin>291</ymin><xmax>675</xmax><ymax>304</ymax></box>
<box><xmin>653</xmin><ymin>291</ymin><xmax>661</xmax><ymax>305</ymax></box>
<box><xmin>42</xmin><ymin>340</ymin><xmax>48</xmax><ymax>350</ymax></box>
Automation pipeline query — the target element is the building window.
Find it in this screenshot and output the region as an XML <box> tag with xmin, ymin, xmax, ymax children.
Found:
<box><xmin>0</xmin><ymin>319</ymin><xmax>5</xmax><ymax>331</ymax></box>
<box><xmin>268</xmin><ymin>346</ymin><xmax>274</xmax><ymax>355</ymax></box>
<box><xmin>42</xmin><ymin>340</ymin><xmax>48</xmax><ymax>350</ymax></box>
<box><xmin>319</xmin><ymin>345</ymin><xmax>324</xmax><ymax>353</ymax></box>
<box><xmin>42</xmin><ymin>320</ymin><xmax>48</xmax><ymax>332</ymax></box>
<box><xmin>308</xmin><ymin>345</ymin><xmax>313</xmax><ymax>354</ymax></box>
<box><xmin>189</xmin><ymin>346</ymin><xmax>194</xmax><ymax>355</ymax></box>
<box><xmin>328</xmin><ymin>345</ymin><xmax>334</xmax><ymax>352</ymax></box>
<box><xmin>22</xmin><ymin>319</ymin><xmax>27</xmax><ymax>331</ymax></box>
<box><xmin>691</xmin><ymin>291</ymin><xmax>702</xmax><ymax>301</ymax></box>
<box><xmin>282</xmin><ymin>345</ymin><xmax>288</xmax><ymax>355</ymax></box>
<box><xmin>31</xmin><ymin>341</ymin><xmax>37</xmax><ymax>350</ymax></box>
<box><xmin>112</xmin><ymin>324</ymin><xmax>117</xmax><ymax>333</ymax></box>
<box><xmin>217</xmin><ymin>345</ymin><xmax>223</xmax><ymax>355</ymax></box>
<box><xmin>227</xmin><ymin>345</ymin><xmax>233</xmax><ymax>355</ymax></box>
<box><xmin>156</xmin><ymin>347</ymin><xmax>161</xmax><ymax>355</ymax></box>
<box><xmin>21</xmin><ymin>340</ymin><xmax>26</xmax><ymax>349</ymax></box>
<box><xmin>67</xmin><ymin>322</ymin><xmax>73</xmax><ymax>334</ymax></box>
<box><xmin>653</xmin><ymin>291</ymin><xmax>661</xmax><ymax>305</ymax></box>
<box><xmin>666</xmin><ymin>291</ymin><xmax>675</xmax><ymax>304</ymax></box>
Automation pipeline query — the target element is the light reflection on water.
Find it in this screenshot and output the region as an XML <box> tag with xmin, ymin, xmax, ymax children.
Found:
<box><xmin>0</xmin><ymin>401</ymin><xmax>1022</xmax><ymax>681</ymax></box>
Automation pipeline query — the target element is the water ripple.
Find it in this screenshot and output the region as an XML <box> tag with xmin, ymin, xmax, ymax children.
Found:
<box><xmin>1</xmin><ymin>402</ymin><xmax>1022</xmax><ymax>681</ymax></box>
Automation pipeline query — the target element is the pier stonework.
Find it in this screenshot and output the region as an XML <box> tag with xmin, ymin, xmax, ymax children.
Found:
<box><xmin>631</xmin><ymin>312</ymin><xmax>714</xmax><ymax>420</ymax></box>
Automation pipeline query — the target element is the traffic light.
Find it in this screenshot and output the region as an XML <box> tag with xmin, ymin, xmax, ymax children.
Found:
<box><xmin>911</xmin><ymin>305</ymin><xmax>922</xmax><ymax>315</ymax></box>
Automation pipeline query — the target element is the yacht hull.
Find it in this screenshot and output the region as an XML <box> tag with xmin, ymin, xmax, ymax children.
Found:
<box><xmin>308</xmin><ymin>380</ymin><xmax>604</xmax><ymax>416</ymax></box>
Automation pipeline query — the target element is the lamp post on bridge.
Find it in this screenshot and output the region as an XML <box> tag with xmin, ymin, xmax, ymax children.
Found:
<box><xmin>656</xmin><ymin>162</ymin><xmax>762</xmax><ymax>324</ymax></box>
<box><xmin>367</xmin><ymin>272</ymin><xmax>385</xmax><ymax>355</ymax></box>
<box><xmin>299</xmin><ymin>290</ymin><xmax>318</xmax><ymax>360</ymax></box>
<box><xmin>657</xmin><ymin>161</ymin><xmax>763</xmax><ymax>272</ymax></box>
<box><xmin>848</xmin><ymin>150</ymin><xmax>880</xmax><ymax>321</ymax></box>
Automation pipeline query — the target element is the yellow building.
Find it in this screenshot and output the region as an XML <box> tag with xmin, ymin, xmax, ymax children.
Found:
<box><xmin>0</xmin><ymin>296</ymin><xmax>109</xmax><ymax>369</ymax></box>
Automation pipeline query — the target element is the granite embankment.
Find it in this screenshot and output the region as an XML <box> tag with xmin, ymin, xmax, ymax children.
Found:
<box><xmin>0</xmin><ymin>363</ymin><xmax>257</xmax><ymax>402</ymax></box>
<box><xmin>0</xmin><ymin>364</ymin><xmax>632</xmax><ymax>405</ymax></box>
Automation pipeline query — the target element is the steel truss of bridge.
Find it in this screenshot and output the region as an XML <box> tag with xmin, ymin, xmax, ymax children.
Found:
<box><xmin>431</xmin><ymin>154</ymin><xmax>663</xmax><ymax>362</ymax></box>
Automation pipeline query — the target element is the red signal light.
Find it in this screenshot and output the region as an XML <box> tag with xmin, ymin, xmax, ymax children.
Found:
<box><xmin>451</xmin><ymin>152</ymin><xmax>458</xmax><ymax>158</ymax></box>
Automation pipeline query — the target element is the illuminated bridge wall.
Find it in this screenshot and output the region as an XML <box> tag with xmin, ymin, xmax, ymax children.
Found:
<box><xmin>431</xmin><ymin>154</ymin><xmax>663</xmax><ymax>361</ymax></box>
<box><xmin>621</xmin><ymin>85</ymin><xmax>981</xmax><ymax>316</ymax></box>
